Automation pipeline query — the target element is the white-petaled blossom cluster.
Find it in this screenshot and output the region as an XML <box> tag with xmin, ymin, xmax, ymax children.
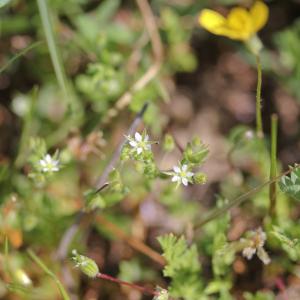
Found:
<box><xmin>241</xmin><ymin>227</ymin><xmax>270</xmax><ymax>265</ymax></box>
<box><xmin>39</xmin><ymin>154</ymin><xmax>60</xmax><ymax>173</ymax></box>
<box><xmin>127</xmin><ymin>132</ymin><xmax>152</xmax><ymax>155</ymax></box>
<box><xmin>171</xmin><ymin>164</ymin><xmax>194</xmax><ymax>186</ymax></box>
<box><xmin>127</xmin><ymin>132</ymin><xmax>196</xmax><ymax>187</ymax></box>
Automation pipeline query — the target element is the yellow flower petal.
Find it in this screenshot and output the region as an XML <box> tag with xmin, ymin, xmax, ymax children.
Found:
<box><xmin>199</xmin><ymin>9</ymin><xmax>227</xmax><ymax>35</ymax></box>
<box><xmin>250</xmin><ymin>1</ymin><xmax>269</xmax><ymax>32</ymax></box>
<box><xmin>199</xmin><ymin>9</ymin><xmax>244</xmax><ymax>40</ymax></box>
<box><xmin>227</xmin><ymin>7</ymin><xmax>253</xmax><ymax>40</ymax></box>
<box><xmin>199</xmin><ymin>1</ymin><xmax>269</xmax><ymax>41</ymax></box>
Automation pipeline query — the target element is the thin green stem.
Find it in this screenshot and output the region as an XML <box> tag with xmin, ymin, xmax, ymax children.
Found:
<box><xmin>3</xmin><ymin>236</ymin><xmax>10</xmax><ymax>277</ymax></box>
<box><xmin>194</xmin><ymin>166</ymin><xmax>297</xmax><ymax>230</ymax></box>
<box><xmin>255</xmin><ymin>54</ymin><xmax>263</xmax><ymax>138</ymax></box>
<box><xmin>269</xmin><ymin>114</ymin><xmax>278</xmax><ymax>218</ymax></box>
<box><xmin>36</xmin><ymin>0</ymin><xmax>82</xmax><ymax>144</ymax></box>
<box><xmin>27</xmin><ymin>249</ymin><xmax>70</xmax><ymax>300</ymax></box>
<box><xmin>0</xmin><ymin>41</ymin><xmax>42</xmax><ymax>74</ymax></box>
<box><xmin>36</xmin><ymin>0</ymin><xmax>68</xmax><ymax>100</ymax></box>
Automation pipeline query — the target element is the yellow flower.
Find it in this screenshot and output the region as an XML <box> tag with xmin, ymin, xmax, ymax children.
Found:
<box><xmin>199</xmin><ymin>1</ymin><xmax>269</xmax><ymax>41</ymax></box>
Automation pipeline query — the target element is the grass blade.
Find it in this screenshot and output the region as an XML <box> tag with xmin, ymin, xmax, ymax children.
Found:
<box><xmin>269</xmin><ymin>114</ymin><xmax>278</xmax><ymax>218</ymax></box>
<box><xmin>194</xmin><ymin>166</ymin><xmax>297</xmax><ymax>230</ymax></box>
<box><xmin>0</xmin><ymin>41</ymin><xmax>42</xmax><ymax>74</ymax></box>
<box><xmin>36</xmin><ymin>0</ymin><xmax>70</xmax><ymax>104</ymax></box>
<box><xmin>27</xmin><ymin>249</ymin><xmax>70</xmax><ymax>300</ymax></box>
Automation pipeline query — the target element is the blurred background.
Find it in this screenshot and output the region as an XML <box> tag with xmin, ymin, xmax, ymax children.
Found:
<box><xmin>1</xmin><ymin>0</ymin><xmax>300</xmax><ymax>299</ymax></box>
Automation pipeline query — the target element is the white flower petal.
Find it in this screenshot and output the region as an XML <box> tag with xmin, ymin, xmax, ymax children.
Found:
<box><xmin>45</xmin><ymin>154</ymin><xmax>52</xmax><ymax>162</ymax></box>
<box><xmin>39</xmin><ymin>159</ymin><xmax>46</xmax><ymax>167</ymax></box>
<box><xmin>172</xmin><ymin>175</ymin><xmax>180</xmax><ymax>182</ymax></box>
<box><xmin>257</xmin><ymin>247</ymin><xmax>271</xmax><ymax>265</ymax></box>
<box><xmin>39</xmin><ymin>154</ymin><xmax>60</xmax><ymax>173</ymax></box>
<box><xmin>182</xmin><ymin>164</ymin><xmax>188</xmax><ymax>171</ymax></box>
<box><xmin>137</xmin><ymin>147</ymin><xmax>143</xmax><ymax>154</ymax></box>
<box><xmin>242</xmin><ymin>247</ymin><xmax>256</xmax><ymax>260</ymax></box>
<box><xmin>129</xmin><ymin>141</ymin><xmax>137</xmax><ymax>147</ymax></box>
<box><xmin>187</xmin><ymin>172</ymin><xmax>194</xmax><ymax>177</ymax></box>
<box><xmin>135</xmin><ymin>132</ymin><xmax>142</xmax><ymax>142</ymax></box>
<box><xmin>182</xmin><ymin>178</ymin><xmax>188</xmax><ymax>186</ymax></box>
<box><xmin>257</xmin><ymin>228</ymin><xmax>267</xmax><ymax>246</ymax></box>
<box><xmin>144</xmin><ymin>135</ymin><xmax>149</xmax><ymax>141</ymax></box>
<box><xmin>173</xmin><ymin>166</ymin><xmax>181</xmax><ymax>173</ymax></box>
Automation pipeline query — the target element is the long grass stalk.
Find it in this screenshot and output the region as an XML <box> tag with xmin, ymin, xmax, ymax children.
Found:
<box><xmin>0</xmin><ymin>41</ymin><xmax>42</xmax><ymax>74</ymax></box>
<box><xmin>255</xmin><ymin>54</ymin><xmax>263</xmax><ymax>138</ymax></box>
<box><xmin>194</xmin><ymin>165</ymin><xmax>297</xmax><ymax>230</ymax></box>
<box><xmin>36</xmin><ymin>0</ymin><xmax>82</xmax><ymax>146</ymax></box>
<box><xmin>27</xmin><ymin>249</ymin><xmax>70</xmax><ymax>300</ymax></box>
<box><xmin>36</xmin><ymin>0</ymin><xmax>70</xmax><ymax>104</ymax></box>
<box><xmin>269</xmin><ymin>114</ymin><xmax>278</xmax><ymax>218</ymax></box>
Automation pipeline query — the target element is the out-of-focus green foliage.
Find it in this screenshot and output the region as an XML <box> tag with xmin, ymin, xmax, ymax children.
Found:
<box><xmin>272</xmin><ymin>226</ymin><xmax>300</xmax><ymax>261</ymax></box>
<box><xmin>244</xmin><ymin>291</ymin><xmax>275</xmax><ymax>300</ymax></box>
<box><xmin>274</xmin><ymin>20</ymin><xmax>300</xmax><ymax>101</ymax></box>
<box><xmin>1</xmin><ymin>0</ymin><xmax>300</xmax><ymax>299</ymax></box>
<box><xmin>279</xmin><ymin>167</ymin><xmax>300</xmax><ymax>201</ymax></box>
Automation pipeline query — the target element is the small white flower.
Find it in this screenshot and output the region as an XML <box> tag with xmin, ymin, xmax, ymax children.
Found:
<box><xmin>127</xmin><ymin>132</ymin><xmax>152</xmax><ymax>155</ymax></box>
<box><xmin>245</xmin><ymin>130</ymin><xmax>254</xmax><ymax>139</ymax></box>
<box><xmin>241</xmin><ymin>227</ymin><xmax>270</xmax><ymax>265</ymax></box>
<box><xmin>242</xmin><ymin>246</ymin><xmax>256</xmax><ymax>260</ymax></box>
<box><xmin>15</xmin><ymin>269</ymin><xmax>32</xmax><ymax>286</ymax></box>
<box><xmin>39</xmin><ymin>154</ymin><xmax>60</xmax><ymax>173</ymax></box>
<box><xmin>154</xmin><ymin>287</ymin><xmax>169</xmax><ymax>300</ymax></box>
<box><xmin>170</xmin><ymin>164</ymin><xmax>194</xmax><ymax>186</ymax></box>
<box><xmin>257</xmin><ymin>246</ymin><xmax>271</xmax><ymax>265</ymax></box>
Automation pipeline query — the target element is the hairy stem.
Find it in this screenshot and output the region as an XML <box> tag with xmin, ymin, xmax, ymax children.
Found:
<box><xmin>97</xmin><ymin>273</ymin><xmax>159</xmax><ymax>296</ymax></box>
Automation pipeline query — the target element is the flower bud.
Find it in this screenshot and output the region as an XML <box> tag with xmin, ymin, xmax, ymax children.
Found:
<box><xmin>72</xmin><ymin>250</ymin><xmax>99</xmax><ymax>278</ymax></box>
<box><xmin>163</xmin><ymin>134</ymin><xmax>175</xmax><ymax>152</ymax></box>
<box><xmin>193</xmin><ymin>172</ymin><xmax>207</xmax><ymax>184</ymax></box>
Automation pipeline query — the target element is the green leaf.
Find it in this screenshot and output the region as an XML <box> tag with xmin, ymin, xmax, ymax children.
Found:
<box><xmin>271</xmin><ymin>226</ymin><xmax>300</xmax><ymax>261</ymax></box>
<box><xmin>244</xmin><ymin>291</ymin><xmax>275</xmax><ymax>300</ymax></box>
<box><xmin>212</xmin><ymin>233</ymin><xmax>234</xmax><ymax>277</ymax></box>
<box><xmin>95</xmin><ymin>0</ymin><xmax>121</xmax><ymax>25</ymax></box>
<box><xmin>183</xmin><ymin>137</ymin><xmax>209</xmax><ymax>166</ymax></box>
<box><xmin>158</xmin><ymin>234</ymin><xmax>204</xmax><ymax>300</ymax></box>
<box><xmin>204</xmin><ymin>280</ymin><xmax>232</xmax><ymax>295</ymax></box>
<box><xmin>158</xmin><ymin>234</ymin><xmax>200</xmax><ymax>277</ymax></box>
<box><xmin>279</xmin><ymin>167</ymin><xmax>300</xmax><ymax>200</ymax></box>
